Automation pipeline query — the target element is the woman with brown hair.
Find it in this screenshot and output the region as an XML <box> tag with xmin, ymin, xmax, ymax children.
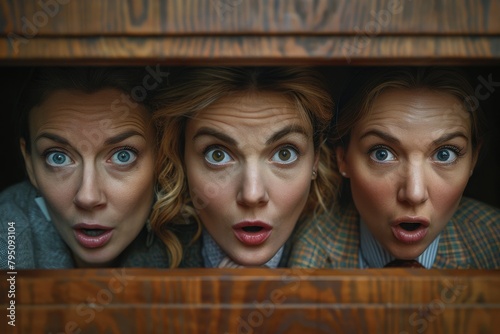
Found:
<box><xmin>289</xmin><ymin>67</ymin><xmax>500</xmax><ymax>269</ymax></box>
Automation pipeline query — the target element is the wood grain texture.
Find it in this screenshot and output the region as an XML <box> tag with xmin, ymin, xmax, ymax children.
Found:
<box><xmin>1</xmin><ymin>0</ymin><xmax>500</xmax><ymax>64</ymax></box>
<box><xmin>1</xmin><ymin>0</ymin><xmax>499</xmax><ymax>36</ymax></box>
<box><xmin>1</xmin><ymin>269</ymin><xmax>499</xmax><ymax>333</ymax></box>
<box><xmin>1</xmin><ymin>36</ymin><xmax>500</xmax><ymax>65</ymax></box>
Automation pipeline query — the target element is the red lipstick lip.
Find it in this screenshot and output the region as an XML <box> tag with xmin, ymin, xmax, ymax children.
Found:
<box><xmin>390</xmin><ymin>217</ymin><xmax>430</xmax><ymax>244</ymax></box>
<box><xmin>73</xmin><ymin>223</ymin><xmax>114</xmax><ymax>249</ymax></box>
<box><xmin>233</xmin><ymin>221</ymin><xmax>272</xmax><ymax>246</ymax></box>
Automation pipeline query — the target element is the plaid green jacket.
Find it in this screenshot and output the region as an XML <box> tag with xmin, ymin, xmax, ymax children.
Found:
<box><xmin>287</xmin><ymin>197</ymin><xmax>500</xmax><ymax>269</ymax></box>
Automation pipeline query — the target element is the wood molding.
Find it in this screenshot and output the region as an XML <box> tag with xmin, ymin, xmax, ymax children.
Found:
<box><xmin>1</xmin><ymin>268</ymin><xmax>499</xmax><ymax>333</ymax></box>
<box><xmin>1</xmin><ymin>0</ymin><xmax>500</xmax><ymax>64</ymax></box>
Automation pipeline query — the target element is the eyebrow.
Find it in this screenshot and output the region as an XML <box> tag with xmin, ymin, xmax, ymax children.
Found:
<box><xmin>104</xmin><ymin>130</ymin><xmax>145</xmax><ymax>145</ymax></box>
<box><xmin>192</xmin><ymin>127</ymin><xmax>238</xmax><ymax>146</ymax></box>
<box><xmin>35</xmin><ymin>130</ymin><xmax>144</xmax><ymax>146</ymax></box>
<box><xmin>265</xmin><ymin>125</ymin><xmax>309</xmax><ymax>145</ymax></box>
<box><xmin>192</xmin><ymin>125</ymin><xmax>309</xmax><ymax>147</ymax></box>
<box><xmin>34</xmin><ymin>133</ymin><xmax>70</xmax><ymax>145</ymax></box>
<box><xmin>360</xmin><ymin>130</ymin><xmax>401</xmax><ymax>145</ymax></box>
<box><xmin>360</xmin><ymin>129</ymin><xmax>469</xmax><ymax>145</ymax></box>
<box><xmin>431</xmin><ymin>131</ymin><xmax>469</xmax><ymax>145</ymax></box>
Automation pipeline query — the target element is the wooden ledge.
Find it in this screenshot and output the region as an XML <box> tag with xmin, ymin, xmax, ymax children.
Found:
<box><xmin>1</xmin><ymin>0</ymin><xmax>500</xmax><ymax>64</ymax></box>
<box><xmin>1</xmin><ymin>268</ymin><xmax>499</xmax><ymax>333</ymax></box>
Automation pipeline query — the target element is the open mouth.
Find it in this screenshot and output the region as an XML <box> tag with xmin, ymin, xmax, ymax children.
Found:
<box><xmin>391</xmin><ymin>219</ymin><xmax>429</xmax><ymax>244</ymax></box>
<box><xmin>233</xmin><ymin>221</ymin><xmax>272</xmax><ymax>246</ymax></box>
<box><xmin>399</xmin><ymin>222</ymin><xmax>422</xmax><ymax>231</ymax></box>
<box><xmin>242</xmin><ymin>226</ymin><xmax>264</xmax><ymax>233</ymax></box>
<box><xmin>80</xmin><ymin>229</ymin><xmax>108</xmax><ymax>237</ymax></box>
<box><xmin>73</xmin><ymin>224</ymin><xmax>114</xmax><ymax>249</ymax></box>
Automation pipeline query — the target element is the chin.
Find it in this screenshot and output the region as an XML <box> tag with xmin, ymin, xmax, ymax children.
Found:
<box><xmin>77</xmin><ymin>251</ymin><xmax>117</xmax><ymax>268</ymax></box>
<box><xmin>234</xmin><ymin>254</ymin><xmax>273</xmax><ymax>267</ymax></box>
<box><xmin>389</xmin><ymin>245</ymin><xmax>427</xmax><ymax>260</ymax></box>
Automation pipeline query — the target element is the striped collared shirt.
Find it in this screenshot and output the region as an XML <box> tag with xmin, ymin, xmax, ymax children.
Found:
<box><xmin>359</xmin><ymin>219</ymin><xmax>440</xmax><ymax>269</ymax></box>
<box><xmin>202</xmin><ymin>228</ymin><xmax>283</xmax><ymax>268</ymax></box>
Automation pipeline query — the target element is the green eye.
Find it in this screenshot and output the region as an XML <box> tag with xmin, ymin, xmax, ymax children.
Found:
<box><xmin>272</xmin><ymin>147</ymin><xmax>298</xmax><ymax>164</ymax></box>
<box><xmin>211</xmin><ymin>150</ymin><xmax>225</xmax><ymax>162</ymax></box>
<box><xmin>278</xmin><ymin>149</ymin><xmax>291</xmax><ymax>161</ymax></box>
<box><xmin>205</xmin><ymin>147</ymin><xmax>232</xmax><ymax>165</ymax></box>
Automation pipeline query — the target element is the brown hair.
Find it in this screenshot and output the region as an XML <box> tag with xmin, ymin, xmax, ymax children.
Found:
<box><xmin>150</xmin><ymin>66</ymin><xmax>336</xmax><ymax>267</ymax></box>
<box><xmin>334</xmin><ymin>67</ymin><xmax>487</xmax><ymax>203</ymax></box>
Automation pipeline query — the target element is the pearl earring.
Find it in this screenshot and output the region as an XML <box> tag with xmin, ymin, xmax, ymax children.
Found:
<box><xmin>312</xmin><ymin>170</ymin><xmax>317</xmax><ymax>178</ymax></box>
<box><xmin>341</xmin><ymin>171</ymin><xmax>347</xmax><ymax>177</ymax></box>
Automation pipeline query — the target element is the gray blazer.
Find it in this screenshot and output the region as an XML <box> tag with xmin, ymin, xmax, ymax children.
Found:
<box><xmin>0</xmin><ymin>180</ymin><xmax>171</xmax><ymax>269</ymax></box>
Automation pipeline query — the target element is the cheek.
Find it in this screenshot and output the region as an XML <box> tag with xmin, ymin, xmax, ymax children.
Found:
<box><xmin>187</xmin><ymin>168</ymin><xmax>230</xmax><ymax>214</ymax></box>
<box><xmin>125</xmin><ymin>176</ymin><xmax>155</xmax><ymax>207</ymax></box>
<box><xmin>36</xmin><ymin>174</ymin><xmax>76</xmax><ymax>209</ymax></box>
<box><xmin>431</xmin><ymin>177</ymin><xmax>468</xmax><ymax>219</ymax></box>
<box><xmin>347</xmin><ymin>153</ymin><xmax>391</xmax><ymax>204</ymax></box>
<box><xmin>350</xmin><ymin>175</ymin><xmax>392</xmax><ymax>212</ymax></box>
<box><xmin>276</xmin><ymin>175</ymin><xmax>312</xmax><ymax>217</ymax></box>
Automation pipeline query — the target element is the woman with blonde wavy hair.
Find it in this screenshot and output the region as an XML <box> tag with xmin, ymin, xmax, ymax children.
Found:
<box><xmin>150</xmin><ymin>66</ymin><xmax>337</xmax><ymax>268</ymax></box>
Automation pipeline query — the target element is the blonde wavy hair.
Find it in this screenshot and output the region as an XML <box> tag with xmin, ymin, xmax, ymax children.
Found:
<box><xmin>150</xmin><ymin>67</ymin><xmax>337</xmax><ymax>267</ymax></box>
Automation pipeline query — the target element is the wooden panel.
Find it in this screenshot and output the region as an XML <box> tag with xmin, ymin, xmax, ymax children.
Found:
<box><xmin>1</xmin><ymin>0</ymin><xmax>500</xmax><ymax>36</ymax></box>
<box><xmin>1</xmin><ymin>0</ymin><xmax>500</xmax><ymax>64</ymax></box>
<box><xmin>1</xmin><ymin>269</ymin><xmax>499</xmax><ymax>333</ymax></box>
<box><xmin>1</xmin><ymin>36</ymin><xmax>500</xmax><ymax>66</ymax></box>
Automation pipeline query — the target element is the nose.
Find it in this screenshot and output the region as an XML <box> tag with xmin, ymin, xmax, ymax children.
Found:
<box><xmin>236</xmin><ymin>164</ymin><xmax>269</xmax><ymax>207</ymax></box>
<box><xmin>397</xmin><ymin>161</ymin><xmax>429</xmax><ymax>206</ymax></box>
<box><xmin>73</xmin><ymin>164</ymin><xmax>106</xmax><ymax>210</ymax></box>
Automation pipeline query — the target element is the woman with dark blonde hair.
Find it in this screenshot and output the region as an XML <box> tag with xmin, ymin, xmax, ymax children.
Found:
<box><xmin>289</xmin><ymin>67</ymin><xmax>500</xmax><ymax>269</ymax></box>
<box><xmin>150</xmin><ymin>66</ymin><xmax>336</xmax><ymax>268</ymax></box>
<box><xmin>0</xmin><ymin>67</ymin><xmax>173</xmax><ymax>269</ymax></box>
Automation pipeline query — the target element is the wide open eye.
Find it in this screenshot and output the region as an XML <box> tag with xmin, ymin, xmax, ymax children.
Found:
<box><xmin>433</xmin><ymin>147</ymin><xmax>459</xmax><ymax>164</ymax></box>
<box><xmin>205</xmin><ymin>147</ymin><xmax>232</xmax><ymax>165</ymax></box>
<box><xmin>369</xmin><ymin>147</ymin><xmax>396</xmax><ymax>162</ymax></box>
<box><xmin>111</xmin><ymin>148</ymin><xmax>137</xmax><ymax>166</ymax></box>
<box><xmin>271</xmin><ymin>147</ymin><xmax>298</xmax><ymax>164</ymax></box>
<box><xmin>45</xmin><ymin>151</ymin><xmax>73</xmax><ymax>167</ymax></box>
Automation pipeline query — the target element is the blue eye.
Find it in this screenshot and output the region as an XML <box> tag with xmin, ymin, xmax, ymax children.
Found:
<box><xmin>369</xmin><ymin>147</ymin><xmax>395</xmax><ymax>162</ymax></box>
<box><xmin>111</xmin><ymin>149</ymin><xmax>137</xmax><ymax>165</ymax></box>
<box><xmin>205</xmin><ymin>147</ymin><xmax>232</xmax><ymax>165</ymax></box>
<box><xmin>271</xmin><ymin>147</ymin><xmax>298</xmax><ymax>164</ymax></box>
<box><xmin>433</xmin><ymin>148</ymin><xmax>458</xmax><ymax>163</ymax></box>
<box><xmin>46</xmin><ymin>152</ymin><xmax>72</xmax><ymax>167</ymax></box>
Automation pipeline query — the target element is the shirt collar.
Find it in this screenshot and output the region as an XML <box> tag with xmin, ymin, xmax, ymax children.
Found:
<box><xmin>359</xmin><ymin>219</ymin><xmax>440</xmax><ymax>269</ymax></box>
<box><xmin>35</xmin><ymin>196</ymin><xmax>51</xmax><ymax>221</ymax></box>
<box><xmin>201</xmin><ymin>228</ymin><xmax>283</xmax><ymax>268</ymax></box>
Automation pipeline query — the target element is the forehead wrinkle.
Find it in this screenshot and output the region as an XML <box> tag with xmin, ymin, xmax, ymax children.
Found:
<box><xmin>200</xmin><ymin>106</ymin><xmax>298</xmax><ymax>123</ymax></box>
<box><xmin>370</xmin><ymin>88</ymin><xmax>470</xmax><ymax>122</ymax></box>
<box><xmin>187</xmin><ymin>92</ymin><xmax>312</xmax><ymax>150</ymax></box>
<box><xmin>354</xmin><ymin>88</ymin><xmax>474</xmax><ymax>152</ymax></box>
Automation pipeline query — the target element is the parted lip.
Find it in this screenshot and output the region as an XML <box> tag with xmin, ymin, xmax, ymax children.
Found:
<box><xmin>391</xmin><ymin>216</ymin><xmax>430</xmax><ymax>227</ymax></box>
<box><xmin>233</xmin><ymin>221</ymin><xmax>272</xmax><ymax>230</ymax></box>
<box><xmin>232</xmin><ymin>220</ymin><xmax>273</xmax><ymax>246</ymax></box>
<box><xmin>73</xmin><ymin>223</ymin><xmax>113</xmax><ymax>230</ymax></box>
<box><xmin>73</xmin><ymin>223</ymin><xmax>113</xmax><ymax>231</ymax></box>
